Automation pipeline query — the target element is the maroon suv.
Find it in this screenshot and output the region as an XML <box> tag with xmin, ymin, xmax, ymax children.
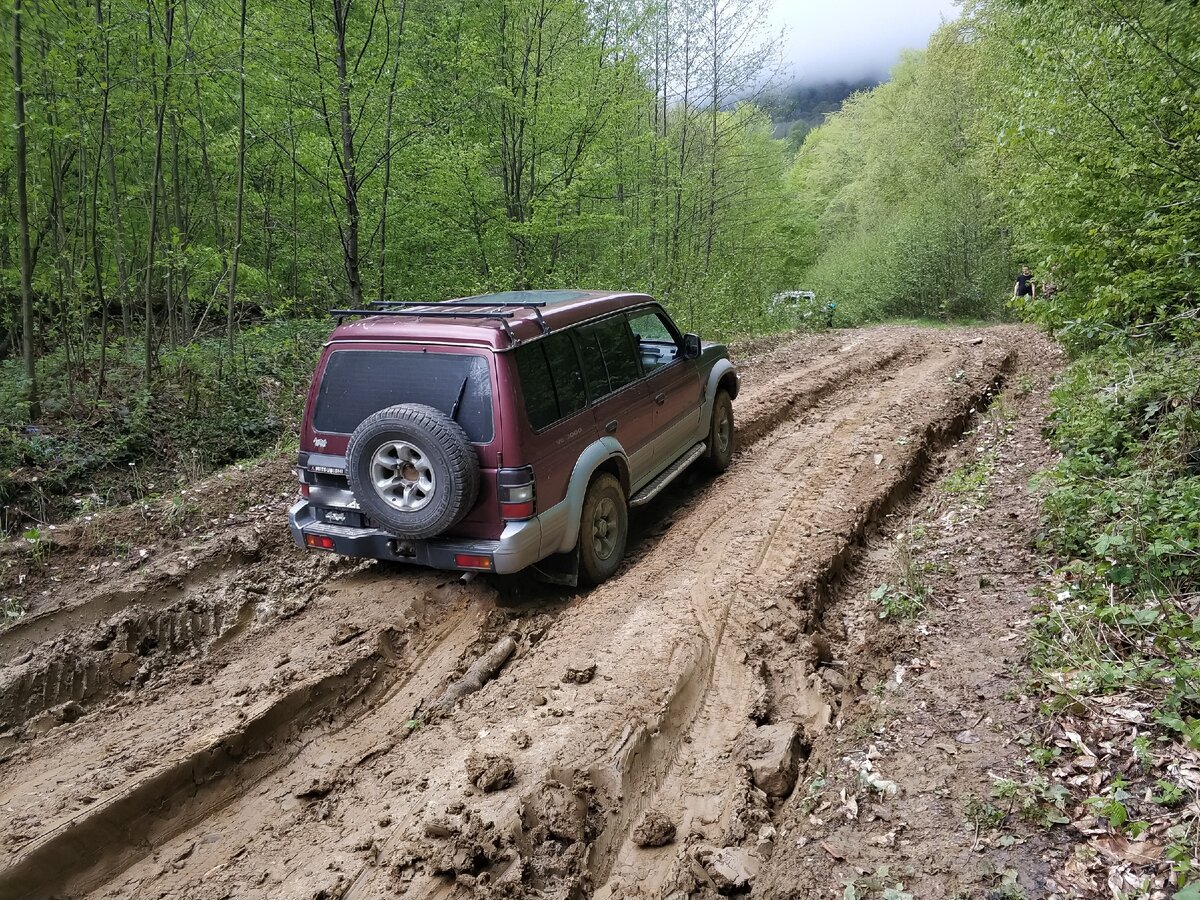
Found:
<box><xmin>289</xmin><ymin>290</ymin><xmax>738</xmax><ymax>584</ymax></box>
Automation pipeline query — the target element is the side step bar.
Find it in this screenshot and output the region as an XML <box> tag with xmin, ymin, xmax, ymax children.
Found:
<box><xmin>630</xmin><ymin>442</ymin><xmax>707</xmax><ymax>508</ymax></box>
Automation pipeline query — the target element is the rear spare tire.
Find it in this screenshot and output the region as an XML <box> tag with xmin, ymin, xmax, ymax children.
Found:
<box><xmin>346</xmin><ymin>403</ymin><xmax>480</xmax><ymax>539</ymax></box>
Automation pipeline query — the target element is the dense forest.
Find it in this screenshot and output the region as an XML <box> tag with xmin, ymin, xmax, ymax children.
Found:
<box><xmin>0</xmin><ymin>0</ymin><xmax>799</xmax><ymax>518</ymax></box>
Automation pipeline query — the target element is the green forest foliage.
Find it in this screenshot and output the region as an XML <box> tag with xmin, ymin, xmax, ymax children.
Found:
<box><xmin>973</xmin><ymin>0</ymin><xmax>1200</xmax><ymax>346</ymax></box>
<box><xmin>0</xmin><ymin>0</ymin><xmax>796</xmax><ymax>516</ymax></box>
<box><xmin>0</xmin><ymin>0</ymin><xmax>792</xmax><ymax>342</ymax></box>
<box><xmin>788</xmin><ymin>0</ymin><xmax>1200</xmax><ymax>777</ymax></box>
<box><xmin>787</xmin><ymin>31</ymin><xmax>1013</xmax><ymax>324</ymax></box>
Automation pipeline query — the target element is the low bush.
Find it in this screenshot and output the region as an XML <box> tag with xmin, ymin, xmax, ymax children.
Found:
<box><xmin>1033</xmin><ymin>339</ymin><xmax>1200</xmax><ymax>745</ymax></box>
<box><xmin>0</xmin><ymin>319</ymin><xmax>328</xmax><ymax>526</ymax></box>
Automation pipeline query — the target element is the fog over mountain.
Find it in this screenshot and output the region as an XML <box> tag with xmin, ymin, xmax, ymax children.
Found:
<box><xmin>771</xmin><ymin>0</ymin><xmax>958</xmax><ymax>83</ymax></box>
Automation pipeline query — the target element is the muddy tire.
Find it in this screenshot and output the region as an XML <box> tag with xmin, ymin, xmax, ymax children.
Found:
<box><xmin>578</xmin><ymin>474</ymin><xmax>628</xmax><ymax>586</ymax></box>
<box><xmin>346</xmin><ymin>403</ymin><xmax>479</xmax><ymax>540</ymax></box>
<box><xmin>703</xmin><ymin>390</ymin><xmax>735</xmax><ymax>473</ymax></box>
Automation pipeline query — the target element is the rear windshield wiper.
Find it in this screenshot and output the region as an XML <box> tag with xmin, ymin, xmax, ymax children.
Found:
<box><xmin>450</xmin><ymin>375</ymin><xmax>469</xmax><ymax>422</ymax></box>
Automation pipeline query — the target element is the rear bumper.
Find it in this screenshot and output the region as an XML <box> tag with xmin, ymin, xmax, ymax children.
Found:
<box><xmin>287</xmin><ymin>500</ymin><xmax>543</xmax><ymax>575</ymax></box>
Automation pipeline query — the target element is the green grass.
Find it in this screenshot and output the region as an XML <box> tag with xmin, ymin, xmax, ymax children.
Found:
<box><xmin>942</xmin><ymin>451</ymin><xmax>997</xmax><ymax>505</ymax></box>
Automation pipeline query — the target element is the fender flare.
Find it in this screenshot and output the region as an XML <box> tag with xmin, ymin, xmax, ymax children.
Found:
<box><xmin>700</xmin><ymin>358</ymin><xmax>740</xmax><ymax>426</ymax></box>
<box><xmin>551</xmin><ymin>436</ymin><xmax>629</xmax><ymax>555</ymax></box>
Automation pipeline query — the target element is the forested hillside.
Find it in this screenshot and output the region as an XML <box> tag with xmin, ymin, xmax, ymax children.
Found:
<box><xmin>0</xmin><ymin>0</ymin><xmax>796</xmax><ymax>519</ymax></box>
<box><xmin>794</xmin><ymin>3</ymin><xmax>1200</xmax><ymax>884</ymax></box>
<box><xmin>757</xmin><ymin>77</ymin><xmax>880</xmax><ymax>149</ymax></box>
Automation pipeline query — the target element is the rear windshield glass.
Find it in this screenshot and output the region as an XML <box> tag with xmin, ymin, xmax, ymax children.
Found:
<box><xmin>313</xmin><ymin>350</ymin><xmax>493</xmax><ymax>443</ymax></box>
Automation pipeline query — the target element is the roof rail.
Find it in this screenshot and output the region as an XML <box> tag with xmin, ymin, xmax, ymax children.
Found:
<box><xmin>329</xmin><ymin>307</ymin><xmax>526</xmax><ymax>344</ymax></box>
<box><xmin>369</xmin><ymin>299</ymin><xmax>550</xmax><ymax>335</ymax></box>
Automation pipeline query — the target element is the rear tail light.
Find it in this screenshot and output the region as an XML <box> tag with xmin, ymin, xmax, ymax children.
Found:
<box><xmin>299</xmin><ymin>483</ymin><xmax>311</xmax><ymax>498</ymax></box>
<box><xmin>498</xmin><ymin>466</ymin><xmax>536</xmax><ymax>521</ymax></box>
<box><xmin>305</xmin><ymin>534</ymin><xmax>335</xmax><ymax>550</ymax></box>
<box><xmin>455</xmin><ymin>553</ymin><xmax>493</xmax><ymax>570</ymax></box>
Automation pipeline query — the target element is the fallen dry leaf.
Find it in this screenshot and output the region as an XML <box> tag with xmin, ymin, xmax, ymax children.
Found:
<box><xmin>1093</xmin><ymin>835</ymin><xmax>1164</xmax><ymax>866</ymax></box>
<box><xmin>820</xmin><ymin>841</ymin><xmax>847</xmax><ymax>860</ymax></box>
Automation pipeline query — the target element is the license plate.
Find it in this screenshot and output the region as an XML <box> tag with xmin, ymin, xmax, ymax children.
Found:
<box><xmin>317</xmin><ymin>507</ymin><xmax>366</xmax><ymax>528</ymax></box>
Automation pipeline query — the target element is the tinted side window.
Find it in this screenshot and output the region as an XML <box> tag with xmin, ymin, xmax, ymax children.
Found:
<box><xmin>514</xmin><ymin>344</ymin><xmax>558</xmax><ymax>432</ymax></box>
<box><xmin>627</xmin><ymin>309</ymin><xmax>676</xmax><ymax>343</ymax></box>
<box><xmin>578</xmin><ymin>316</ymin><xmax>640</xmax><ymax>400</ymax></box>
<box><xmin>542</xmin><ymin>332</ymin><xmax>587</xmax><ymax>417</ymax></box>
<box><xmin>514</xmin><ymin>333</ymin><xmax>588</xmax><ymax>431</ymax></box>
<box><xmin>314</xmin><ymin>350</ymin><xmax>493</xmax><ymax>443</ymax></box>
<box><xmin>575</xmin><ymin>325</ymin><xmax>611</xmax><ymax>398</ymax></box>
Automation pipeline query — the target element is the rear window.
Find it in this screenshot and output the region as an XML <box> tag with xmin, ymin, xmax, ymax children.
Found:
<box><xmin>313</xmin><ymin>350</ymin><xmax>494</xmax><ymax>443</ymax></box>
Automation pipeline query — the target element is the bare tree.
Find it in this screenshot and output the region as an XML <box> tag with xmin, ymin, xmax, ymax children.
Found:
<box><xmin>228</xmin><ymin>0</ymin><xmax>247</xmax><ymax>345</ymax></box>
<box><xmin>12</xmin><ymin>0</ymin><xmax>39</xmax><ymax>417</ymax></box>
<box><xmin>143</xmin><ymin>0</ymin><xmax>175</xmax><ymax>384</ymax></box>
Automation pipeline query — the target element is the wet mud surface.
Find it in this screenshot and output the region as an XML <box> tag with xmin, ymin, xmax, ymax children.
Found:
<box><xmin>0</xmin><ymin>326</ymin><xmax>1066</xmax><ymax>900</ymax></box>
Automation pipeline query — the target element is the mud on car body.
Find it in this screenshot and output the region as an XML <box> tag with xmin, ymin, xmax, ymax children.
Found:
<box><xmin>289</xmin><ymin>289</ymin><xmax>739</xmax><ymax>584</ymax></box>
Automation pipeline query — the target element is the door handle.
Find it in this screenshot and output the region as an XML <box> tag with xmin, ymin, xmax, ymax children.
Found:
<box><xmin>605</xmin><ymin>419</ymin><xmax>618</xmax><ymax>434</ymax></box>
<box><xmin>654</xmin><ymin>392</ymin><xmax>667</xmax><ymax>406</ymax></box>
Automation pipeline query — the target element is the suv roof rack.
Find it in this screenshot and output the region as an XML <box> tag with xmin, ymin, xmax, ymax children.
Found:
<box><xmin>329</xmin><ymin>299</ymin><xmax>551</xmax><ymax>344</ymax></box>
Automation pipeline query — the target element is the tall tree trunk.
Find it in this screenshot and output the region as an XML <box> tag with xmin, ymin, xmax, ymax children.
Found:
<box><xmin>186</xmin><ymin>0</ymin><xmax>228</xmax><ymax>334</ymax></box>
<box><xmin>97</xmin><ymin>0</ymin><xmax>131</xmax><ymax>352</ymax></box>
<box><xmin>143</xmin><ymin>0</ymin><xmax>175</xmax><ymax>385</ymax></box>
<box><xmin>227</xmin><ymin>0</ymin><xmax>246</xmax><ymax>347</ymax></box>
<box><xmin>12</xmin><ymin>0</ymin><xmax>39</xmax><ymax>418</ymax></box>
<box><xmin>332</xmin><ymin>0</ymin><xmax>363</xmax><ymax>306</ymax></box>
<box><xmin>376</xmin><ymin>0</ymin><xmax>406</xmax><ymax>304</ymax></box>
<box><xmin>170</xmin><ymin>111</ymin><xmax>191</xmax><ymax>342</ymax></box>
<box><xmin>159</xmin><ymin>142</ymin><xmax>177</xmax><ymax>349</ymax></box>
<box><xmin>92</xmin><ymin>59</ymin><xmax>112</xmax><ymax>397</ymax></box>
<box><xmin>704</xmin><ymin>0</ymin><xmax>718</xmax><ymax>270</ymax></box>
<box><xmin>287</xmin><ymin>80</ymin><xmax>299</xmax><ymax>299</ymax></box>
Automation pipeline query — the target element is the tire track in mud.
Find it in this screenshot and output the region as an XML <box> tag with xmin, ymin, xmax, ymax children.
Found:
<box><xmin>0</xmin><ymin>329</ymin><xmax>999</xmax><ymax>900</ymax></box>
<box><xmin>0</xmin><ymin>573</ymin><xmax>490</xmax><ymax>900</ymax></box>
<box><xmin>592</xmin><ymin>350</ymin><xmax>1011</xmax><ymax>898</ymax></box>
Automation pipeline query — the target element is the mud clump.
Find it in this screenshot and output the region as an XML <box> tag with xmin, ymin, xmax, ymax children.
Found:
<box><xmin>512</xmin><ymin>779</ymin><xmax>594</xmax><ymax>899</ymax></box>
<box><xmin>525</xmin><ymin>779</ymin><xmax>588</xmax><ymax>844</ymax></box>
<box><xmin>692</xmin><ymin>844</ymin><xmax>760</xmax><ymax>894</ymax></box>
<box><xmin>632</xmin><ymin>809</ymin><xmax>677</xmax><ymax>847</ymax></box>
<box><xmin>466</xmin><ymin>751</ymin><xmax>516</xmax><ymax>792</ymax></box>
<box><xmin>561</xmin><ymin>659</ymin><xmax>596</xmax><ymax>685</ymax></box>
<box><xmin>421</xmin><ymin>806</ymin><xmax>506</xmax><ymax>877</ymax></box>
<box><xmin>740</xmin><ymin>722</ymin><xmax>805</xmax><ymax>798</ymax></box>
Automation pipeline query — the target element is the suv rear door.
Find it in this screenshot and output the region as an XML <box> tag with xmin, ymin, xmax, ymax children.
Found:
<box><xmin>626</xmin><ymin>307</ymin><xmax>703</xmax><ymax>466</ymax></box>
<box><xmin>574</xmin><ymin>314</ymin><xmax>660</xmax><ymax>492</ymax></box>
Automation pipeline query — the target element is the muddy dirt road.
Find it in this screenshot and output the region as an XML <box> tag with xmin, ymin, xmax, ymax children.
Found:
<box><xmin>0</xmin><ymin>326</ymin><xmax>1053</xmax><ymax>900</ymax></box>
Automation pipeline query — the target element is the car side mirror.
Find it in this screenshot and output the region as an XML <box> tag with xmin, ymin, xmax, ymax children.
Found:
<box><xmin>682</xmin><ymin>333</ymin><xmax>701</xmax><ymax>359</ymax></box>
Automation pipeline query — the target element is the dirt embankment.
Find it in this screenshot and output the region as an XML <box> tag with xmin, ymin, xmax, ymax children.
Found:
<box><xmin>0</xmin><ymin>326</ymin><xmax>1065</xmax><ymax>900</ymax></box>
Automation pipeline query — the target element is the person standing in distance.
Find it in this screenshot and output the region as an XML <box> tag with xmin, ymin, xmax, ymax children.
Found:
<box><xmin>1013</xmin><ymin>265</ymin><xmax>1036</xmax><ymax>301</ymax></box>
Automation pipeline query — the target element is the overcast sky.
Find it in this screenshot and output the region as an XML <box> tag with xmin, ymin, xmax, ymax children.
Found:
<box><xmin>770</xmin><ymin>0</ymin><xmax>960</xmax><ymax>83</ymax></box>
